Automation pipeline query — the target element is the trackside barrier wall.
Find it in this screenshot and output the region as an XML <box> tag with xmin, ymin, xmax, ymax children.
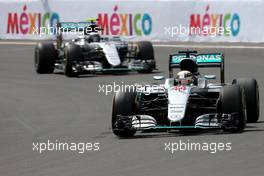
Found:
<box><xmin>1</xmin><ymin>0</ymin><xmax>264</xmax><ymax>42</ymax></box>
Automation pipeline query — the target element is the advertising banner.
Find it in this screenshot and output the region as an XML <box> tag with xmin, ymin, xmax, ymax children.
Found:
<box><xmin>0</xmin><ymin>0</ymin><xmax>264</xmax><ymax>42</ymax></box>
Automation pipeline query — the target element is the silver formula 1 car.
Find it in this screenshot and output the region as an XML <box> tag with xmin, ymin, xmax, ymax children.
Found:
<box><xmin>34</xmin><ymin>21</ymin><xmax>156</xmax><ymax>77</ymax></box>
<box><xmin>112</xmin><ymin>50</ymin><xmax>259</xmax><ymax>137</ymax></box>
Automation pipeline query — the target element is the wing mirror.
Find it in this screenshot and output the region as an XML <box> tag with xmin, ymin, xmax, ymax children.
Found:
<box><xmin>204</xmin><ymin>75</ymin><xmax>216</xmax><ymax>80</ymax></box>
<box><xmin>153</xmin><ymin>75</ymin><xmax>165</xmax><ymax>80</ymax></box>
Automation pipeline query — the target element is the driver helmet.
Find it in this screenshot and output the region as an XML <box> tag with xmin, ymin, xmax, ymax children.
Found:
<box><xmin>175</xmin><ymin>70</ymin><xmax>193</xmax><ymax>85</ymax></box>
<box><xmin>88</xmin><ymin>33</ymin><xmax>100</xmax><ymax>43</ymax></box>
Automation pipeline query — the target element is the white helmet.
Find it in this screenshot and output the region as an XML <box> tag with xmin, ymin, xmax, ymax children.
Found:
<box><xmin>175</xmin><ymin>70</ymin><xmax>193</xmax><ymax>85</ymax></box>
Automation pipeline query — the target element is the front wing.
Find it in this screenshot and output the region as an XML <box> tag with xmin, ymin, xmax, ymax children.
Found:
<box><xmin>113</xmin><ymin>113</ymin><xmax>241</xmax><ymax>133</ymax></box>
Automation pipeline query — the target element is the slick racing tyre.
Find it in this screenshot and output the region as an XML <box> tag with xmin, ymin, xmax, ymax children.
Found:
<box><xmin>64</xmin><ymin>44</ymin><xmax>82</xmax><ymax>77</ymax></box>
<box><xmin>220</xmin><ymin>85</ymin><xmax>247</xmax><ymax>132</ymax></box>
<box><xmin>232</xmin><ymin>78</ymin><xmax>259</xmax><ymax>123</ymax></box>
<box><xmin>137</xmin><ymin>41</ymin><xmax>156</xmax><ymax>73</ymax></box>
<box><xmin>112</xmin><ymin>91</ymin><xmax>137</xmax><ymax>137</ymax></box>
<box><xmin>34</xmin><ymin>42</ymin><xmax>56</xmax><ymax>74</ymax></box>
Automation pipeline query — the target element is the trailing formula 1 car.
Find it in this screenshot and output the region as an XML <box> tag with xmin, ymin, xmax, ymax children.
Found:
<box><xmin>34</xmin><ymin>21</ymin><xmax>156</xmax><ymax>77</ymax></box>
<box><xmin>112</xmin><ymin>50</ymin><xmax>259</xmax><ymax>137</ymax></box>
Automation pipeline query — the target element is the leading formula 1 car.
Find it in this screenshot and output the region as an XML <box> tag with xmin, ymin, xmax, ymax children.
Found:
<box><xmin>112</xmin><ymin>50</ymin><xmax>259</xmax><ymax>137</ymax></box>
<box><xmin>34</xmin><ymin>21</ymin><xmax>156</xmax><ymax>77</ymax></box>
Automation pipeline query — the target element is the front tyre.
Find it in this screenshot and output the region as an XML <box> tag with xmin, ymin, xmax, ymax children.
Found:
<box><xmin>112</xmin><ymin>91</ymin><xmax>137</xmax><ymax>137</ymax></box>
<box><xmin>64</xmin><ymin>44</ymin><xmax>82</xmax><ymax>77</ymax></box>
<box><xmin>232</xmin><ymin>78</ymin><xmax>259</xmax><ymax>123</ymax></box>
<box><xmin>34</xmin><ymin>42</ymin><xmax>56</xmax><ymax>74</ymax></box>
<box><xmin>137</xmin><ymin>41</ymin><xmax>156</xmax><ymax>73</ymax></box>
<box><xmin>220</xmin><ymin>85</ymin><xmax>247</xmax><ymax>132</ymax></box>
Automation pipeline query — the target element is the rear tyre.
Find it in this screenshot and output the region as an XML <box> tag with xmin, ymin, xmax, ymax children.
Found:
<box><xmin>34</xmin><ymin>42</ymin><xmax>56</xmax><ymax>74</ymax></box>
<box><xmin>220</xmin><ymin>85</ymin><xmax>247</xmax><ymax>132</ymax></box>
<box><xmin>232</xmin><ymin>78</ymin><xmax>259</xmax><ymax>123</ymax></box>
<box><xmin>112</xmin><ymin>91</ymin><xmax>137</xmax><ymax>137</ymax></box>
<box><xmin>64</xmin><ymin>44</ymin><xmax>82</xmax><ymax>77</ymax></box>
<box><xmin>137</xmin><ymin>41</ymin><xmax>156</xmax><ymax>73</ymax></box>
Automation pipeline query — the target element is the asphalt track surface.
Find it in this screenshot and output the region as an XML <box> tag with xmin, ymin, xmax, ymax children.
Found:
<box><xmin>0</xmin><ymin>42</ymin><xmax>263</xmax><ymax>176</ymax></box>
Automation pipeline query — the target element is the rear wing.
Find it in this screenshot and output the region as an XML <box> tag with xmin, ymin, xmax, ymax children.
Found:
<box><xmin>169</xmin><ymin>52</ymin><xmax>225</xmax><ymax>83</ymax></box>
<box><xmin>57</xmin><ymin>21</ymin><xmax>101</xmax><ymax>32</ymax></box>
<box><xmin>56</xmin><ymin>19</ymin><xmax>102</xmax><ymax>47</ymax></box>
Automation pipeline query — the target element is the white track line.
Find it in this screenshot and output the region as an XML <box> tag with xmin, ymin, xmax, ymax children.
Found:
<box><xmin>0</xmin><ymin>41</ymin><xmax>264</xmax><ymax>49</ymax></box>
<box><xmin>153</xmin><ymin>44</ymin><xmax>264</xmax><ymax>49</ymax></box>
